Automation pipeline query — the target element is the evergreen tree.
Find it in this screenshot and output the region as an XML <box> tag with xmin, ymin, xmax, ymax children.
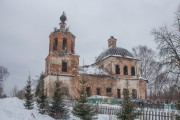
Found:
<box><xmin>24</xmin><ymin>75</ymin><xmax>34</xmax><ymax>109</ymax></box>
<box><xmin>35</xmin><ymin>72</ymin><xmax>44</xmax><ymax>97</ymax></box>
<box><xmin>117</xmin><ymin>80</ymin><xmax>138</xmax><ymax>120</ymax></box>
<box><xmin>50</xmin><ymin>80</ymin><xmax>69</xmax><ymax>119</ymax></box>
<box><xmin>72</xmin><ymin>79</ymin><xmax>97</xmax><ymax>120</ymax></box>
<box><xmin>37</xmin><ymin>88</ymin><xmax>49</xmax><ymax>114</ymax></box>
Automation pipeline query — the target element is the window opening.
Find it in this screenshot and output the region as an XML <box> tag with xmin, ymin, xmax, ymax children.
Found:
<box><xmin>132</xmin><ymin>89</ymin><xmax>137</xmax><ymax>99</ymax></box>
<box><xmin>53</xmin><ymin>38</ymin><xmax>58</xmax><ymax>50</ymax></box>
<box><xmin>106</xmin><ymin>88</ymin><xmax>112</xmax><ymax>96</ymax></box>
<box><xmin>62</xmin><ymin>38</ymin><xmax>67</xmax><ymax>51</ymax></box>
<box><xmin>86</xmin><ymin>87</ymin><xmax>91</xmax><ymax>97</ymax></box>
<box><xmin>131</xmin><ymin>67</ymin><xmax>135</xmax><ymax>76</ymax></box>
<box><xmin>96</xmin><ymin>88</ymin><xmax>101</xmax><ymax>95</ymax></box>
<box><xmin>62</xmin><ymin>61</ymin><xmax>67</xmax><ymax>72</ymax></box>
<box><xmin>124</xmin><ymin>66</ymin><xmax>128</xmax><ymax>75</ymax></box>
<box><xmin>115</xmin><ymin>65</ymin><xmax>120</xmax><ymax>74</ymax></box>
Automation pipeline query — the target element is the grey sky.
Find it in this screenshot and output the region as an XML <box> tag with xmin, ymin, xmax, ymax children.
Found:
<box><xmin>0</xmin><ymin>0</ymin><xmax>179</xmax><ymax>95</ymax></box>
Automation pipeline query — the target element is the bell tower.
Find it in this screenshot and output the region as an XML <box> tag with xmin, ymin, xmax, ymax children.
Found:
<box><xmin>45</xmin><ymin>12</ymin><xmax>79</xmax><ymax>75</ymax></box>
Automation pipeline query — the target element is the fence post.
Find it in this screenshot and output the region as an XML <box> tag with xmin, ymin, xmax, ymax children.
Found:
<box><xmin>170</xmin><ymin>111</ymin><xmax>175</xmax><ymax>120</ymax></box>
<box><xmin>158</xmin><ymin>111</ymin><xmax>160</xmax><ymax>120</ymax></box>
<box><xmin>164</xmin><ymin>112</ymin><xmax>166</xmax><ymax>120</ymax></box>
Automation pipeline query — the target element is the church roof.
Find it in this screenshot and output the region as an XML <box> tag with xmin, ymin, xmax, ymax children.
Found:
<box><xmin>79</xmin><ymin>65</ymin><xmax>110</xmax><ymax>76</ymax></box>
<box><xmin>96</xmin><ymin>46</ymin><xmax>134</xmax><ymax>61</ymax></box>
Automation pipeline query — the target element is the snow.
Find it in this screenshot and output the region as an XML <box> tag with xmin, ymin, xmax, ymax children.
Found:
<box><xmin>0</xmin><ymin>97</ymin><xmax>122</xmax><ymax>120</ymax></box>
<box><xmin>0</xmin><ymin>97</ymin><xmax>53</xmax><ymax>120</ymax></box>
<box><xmin>1</xmin><ymin>97</ymin><xmax>177</xmax><ymax>120</ymax></box>
<box><xmin>79</xmin><ymin>65</ymin><xmax>109</xmax><ymax>75</ymax></box>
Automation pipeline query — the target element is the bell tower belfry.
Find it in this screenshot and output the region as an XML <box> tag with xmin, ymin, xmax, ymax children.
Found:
<box><xmin>45</xmin><ymin>12</ymin><xmax>79</xmax><ymax>76</ymax></box>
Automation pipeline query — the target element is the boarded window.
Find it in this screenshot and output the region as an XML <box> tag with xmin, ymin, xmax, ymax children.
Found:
<box><xmin>86</xmin><ymin>87</ymin><xmax>91</xmax><ymax>97</ymax></box>
<box><xmin>132</xmin><ymin>89</ymin><xmax>137</xmax><ymax>99</ymax></box>
<box><xmin>62</xmin><ymin>38</ymin><xmax>67</xmax><ymax>51</ymax></box>
<box><xmin>131</xmin><ymin>67</ymin><xmax>135</xmax><ymax>76</ymax></box>
<box><xmin>115</xmin><ymin>65</ymin><xmax>120</xmax><ymax>74</ymax></box>
<box><xmin>96</xmin><ymin>88</ymin><xmax>101</xmax><ymax>95</ymax></box>
<box><xmin>124</xmin><ymin>66</ymin><xmax>128</xmax><ymax>75</ymax></box>
<box><xmin>117</xmin><ymin>89</ymin><xmax>121</xmax><ymax>98</ymax></box>
<box><xmin>62</xmin><ymin>61</ymin><xmax>67</xmax><ymax>72</ymax></box>
<box><xmin>53</xmin><ymin>38</ymin><xmax>58</xmax><ymax>50</ymax></box>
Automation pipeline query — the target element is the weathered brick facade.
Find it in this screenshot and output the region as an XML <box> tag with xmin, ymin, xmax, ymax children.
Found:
<box><xmin>43</xmin><ymin>12</ymin><xmax>147</xmax><ymax>99</ymax></box>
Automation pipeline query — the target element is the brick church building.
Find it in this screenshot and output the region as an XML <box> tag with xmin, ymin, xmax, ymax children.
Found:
<box><xmin>43</xmin><ymin>12</ymin><xmax>147</xmax><ymax>99</ymax></box>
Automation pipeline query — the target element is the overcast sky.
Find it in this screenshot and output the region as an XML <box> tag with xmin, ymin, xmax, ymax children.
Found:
<box><xmin>0</xmin><ymin>0</ymin><xmax>179</xmax><ymax>95</ymax></box>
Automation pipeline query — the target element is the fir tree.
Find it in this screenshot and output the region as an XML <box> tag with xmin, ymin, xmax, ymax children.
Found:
<box><xmin>37</xmin><ymin>88</ymin><xmax>49</xmax><ymax>114</ymax></box>
<box><xmin>50</xmin><ymin>80</ymin><xmax>69</xmax><ymax>119</ymax></box>
<box><xmin>24</xmin><ymin>75</ymin><xmax>34</xmax><ymax>109</ymax></box>
<box><xmin>35</xmin><ymin>72</ymin><xmax>44</xmax><ymax>97</ymax></box>
<box><xmin>117</xmin><ymin>80</ymin><xmax>138</xmax><ymax>120</ymax></box>
<box><xmin>72</xmin><ymin>79</ymin><xmax>97</xmax><ymax>120</ymax></box>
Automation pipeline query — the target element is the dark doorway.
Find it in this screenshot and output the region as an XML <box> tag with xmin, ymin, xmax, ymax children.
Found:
<box><xmin>117</xmin><ymin>89</ymin><xmax>121</xmax><ymax>98</ymax></box>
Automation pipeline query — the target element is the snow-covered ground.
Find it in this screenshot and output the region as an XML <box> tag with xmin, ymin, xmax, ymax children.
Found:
<box><xmin>0</xmin><ymin>97</ymin><xmax>54</xmax><ymax>120</ymax></box>
<box><xmin>0</xmin><ymin>97</ymin><xmax>120</xmax><ymax>120</ymax></box>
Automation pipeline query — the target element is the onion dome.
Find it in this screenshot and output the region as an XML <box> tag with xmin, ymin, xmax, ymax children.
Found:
<box><xmin>96</xmin><ymin>46</ymin><xmax>134</xmax><ymax>61</ymax></box>
<box><xmin>60</xmin><ymin>12</ymin><xmax>67</xmax><ymax>22</ymax></box>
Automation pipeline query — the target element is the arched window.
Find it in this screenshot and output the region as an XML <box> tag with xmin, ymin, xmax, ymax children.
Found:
<box><xmin>62</xmin><ymin>61</ymin><xmax>67</xmax><ymax>72</ymax></box>
<box><xmin>132</xmin><ymin>89</ymin><xmax>137</xmax><ymax>99</ymax></box>
<box><xmin>115</xmin><ymin>65</ymin><xmax>120</xmax><ymax>74</ymax></box>
<box><xmin>53</xmin><ymin>38</ymin><xmax>58</xmax><ymax>50</ymax></box>
<box><xmin>131</xmin><ymin>67</ymin><xmax>135</xmax><ymax>76</ymax></box>
<box><xmin>124</xmin><ymin>66</ymin><xmax>128</xmax><ymax>75</ymax></box>
<box><xmin>62</xmin><ymin>38</ymin><xmax>67</xmax><ymax>51</ymax></box>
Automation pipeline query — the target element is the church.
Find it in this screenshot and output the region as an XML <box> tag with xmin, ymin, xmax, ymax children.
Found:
<box><xmin>43</xmin><ymin>12</ymin><xmax>147</xmax><ymax>100</ymax></box>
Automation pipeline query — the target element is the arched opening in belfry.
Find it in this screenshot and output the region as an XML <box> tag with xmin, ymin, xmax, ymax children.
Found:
<box><xmin>71</xmin><ymin>40</ymin><xmax>74</xmax><ymax>53</ymax></box>
<box><xmin>53</xmin><ymin>38</ymin><xmax>58</xmax><ymax>50</ymax></box>
<box><xmin>62</xmin><ymin>38</ymin><xmax>67</xmax><ymax>51</ymax></box>
<box><xmin>131</xmin><ymin>66</ymin><xmax>135</xmax><ymax>76</ymax></box>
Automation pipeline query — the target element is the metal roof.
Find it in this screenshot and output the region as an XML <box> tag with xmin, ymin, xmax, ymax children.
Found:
<box><xmin>96</xmin><ymin>46</ymin><xmax>134</xmax><ymax>61</ymax></box>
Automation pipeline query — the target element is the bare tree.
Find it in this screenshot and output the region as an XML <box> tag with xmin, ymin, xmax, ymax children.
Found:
<box><xmin>151</xmin><ymin>6</ymin><xmax>180</xmax><ymax>85</ymax></box>
<box><xmin>11</xmin><ymin>85</ymin><xmax>18</xmax><ymax>97</ymax></box>
<box><xmin>149</xmin><ymin>6</ymin><xmax>180</xmax><ymax>103</ymax></box>
<box><xmin>0</xmin><ymin>65</ymin><xmax>9</xmax><ymax>97</ymax></box>
<box><xmin>132</xmin><ymin>45</ymin><xmax>158</xmax><ymax>89</ymax></box>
